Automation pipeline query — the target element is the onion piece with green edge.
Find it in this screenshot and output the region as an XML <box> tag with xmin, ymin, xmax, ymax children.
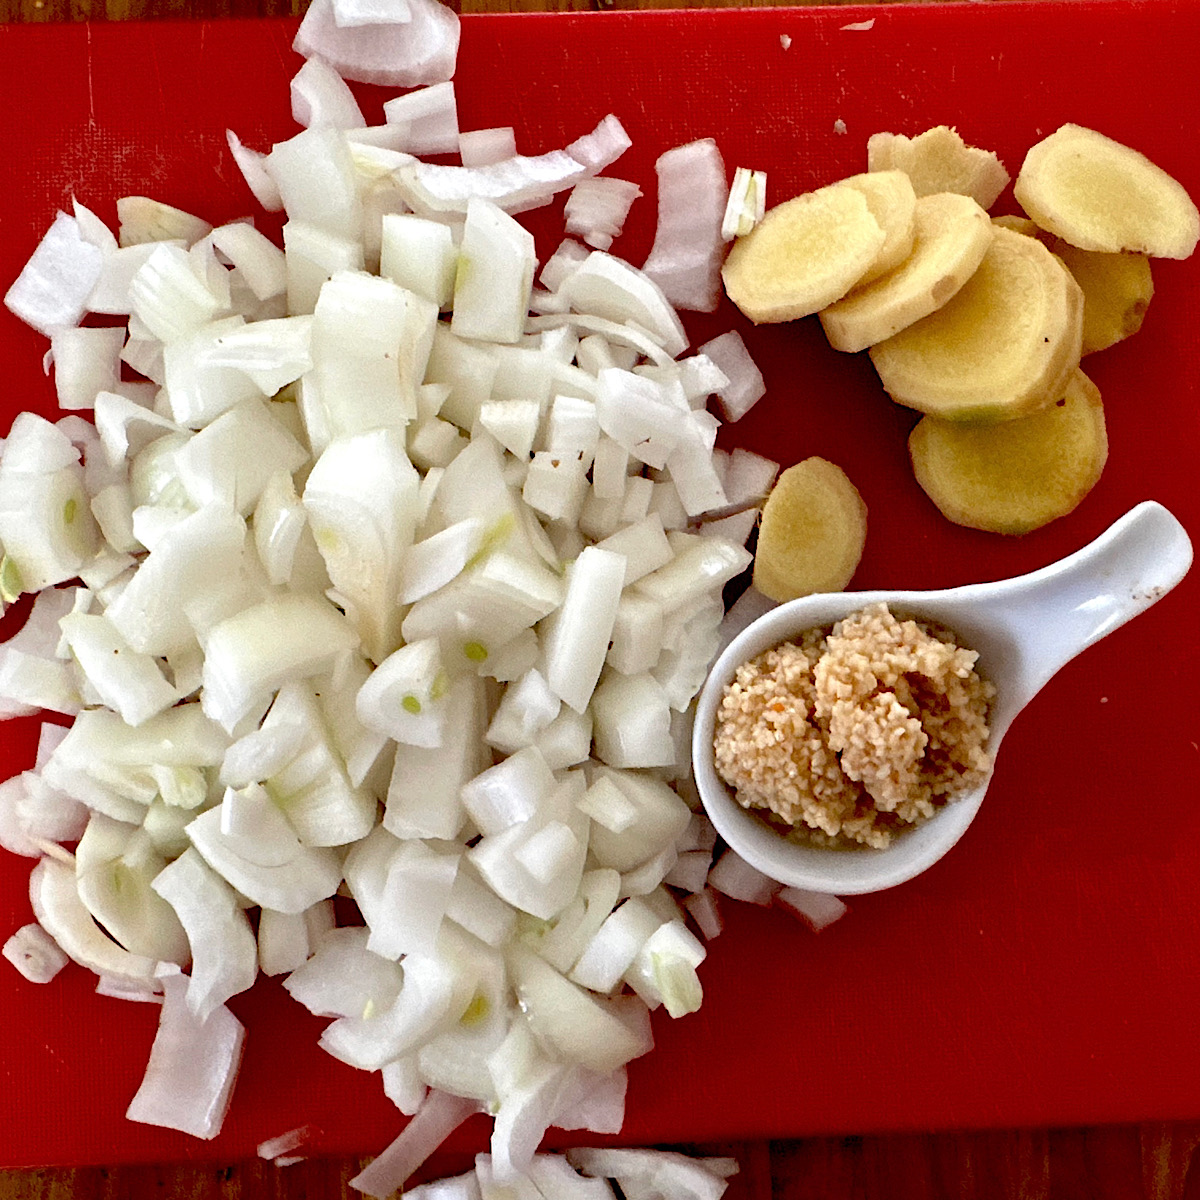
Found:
<box><xmin>125</xmin><ymin>965</ymin><xmax>245</xmax><ymax>1140</ymax></box>
<box><xmin>74</xmin><ymin>816</ymin><xmax>190</xmax><ymax>965</ymax></box>
<box><xmin>257</xmin><ymin>681</ymin><xmax>379</xmax><ymax>847</ymax></box>
<box><xmin>451</xmin><ymin>198</ymin><xmax>536</xmax><ymax>345</ymax></box>
<box><xmin>319</xmin><ymin>931</ymin><xmax>477</xmax><ymax>1070</ymax></box>
<box><xmin>385</xmin><ymin>673</ymin><xmax>488</xmax><ymax>841</ymax></box>
<box><xmin>304</xmin><ymin>426</ymin><xmax>422</xmax><ymax>663</ymax></box>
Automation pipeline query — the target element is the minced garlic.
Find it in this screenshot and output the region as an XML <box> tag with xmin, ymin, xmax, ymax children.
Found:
<box><xmin>713</xmin><ymin>601</ymin><xmax>994</xmax><ymax>848</ymax></box>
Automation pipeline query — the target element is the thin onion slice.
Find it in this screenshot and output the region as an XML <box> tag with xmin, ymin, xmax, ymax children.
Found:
<box><xmin>349</xmin><ymin>1089</ymin><xmax>480</xmax><ymax>1198</ymax></box>
<box><xmin>226</xmin><ymin>132</ymin><xmax>285</xmax><ymax>213</ymax></box>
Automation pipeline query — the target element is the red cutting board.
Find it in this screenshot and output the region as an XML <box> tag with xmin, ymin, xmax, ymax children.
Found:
<box><xmin>0</xmin><ymin>0</ymin><xmax>1198</xmax><ymax>1171</ymax></box>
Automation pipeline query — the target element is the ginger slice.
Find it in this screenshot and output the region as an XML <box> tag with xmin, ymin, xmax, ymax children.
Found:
<box><xmin>838</xmin><ymin>170</ymin><xmax>917</xmax><ymax>287</ymax></box>
<box><xmin>991</xmin><ymin>213</ymin><xmax>1041</xmax><ymax>238</ymax></box>
<box><xmin>820</xmin><ymin>192</ymin><xmax>994</xmax><ymax>353</ymax></box>
<box><xmin>867</xmin><ymin>126</ymin><xmax>1010</xmax><ymax>210</ymax></box>
<box><xmin>908</xmin><ymin>367</ymin><xmax>1108</xmax><ymax>535</ymax></box>
<box><xmin>721</xmin><ymin>182</ymin><xmax>885</xmax><ymax>323</ymax></box>
<box><xmin>1013</xmin><ymin>124</ymin><xmax>1199</xmax><ymax>259</ymax></box>
<box><xmin>752</xmin><ymin>457</ymin><xmax>867</xmax><ymax>602</ymax></box>
<box><xmin>868</xmin><ymin>225</ymin><xmax>1084</xmax><ymax>422</ymax></box>
<box><xmin>1048</xmin><ymin>237</ymin><xmax>1154</xmax><ymax>355</ymax></box>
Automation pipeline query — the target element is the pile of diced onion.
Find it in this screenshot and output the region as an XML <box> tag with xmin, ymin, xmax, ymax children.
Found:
<box><xmin>0</xmin><ymin>0</ymin><xmax>844</xmax><ymax>1192</ymax></box>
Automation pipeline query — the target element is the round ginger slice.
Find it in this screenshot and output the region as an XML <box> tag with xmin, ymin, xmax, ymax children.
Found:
<box><xmin>1048</xmin><ymin>237</ymin><xmax>1154</xmax><ymax>355</ymax></box>
<box><xmin>839</xmin><ymin>170</ymin><xmax>917</xmax><ymax>287</ymax></box>
<box><xmin>1013</xmin><ymin>124</ymin><xmax>1200</xmax><ymax>259</ymax></box>
<box><xmin>752</xmin><ymin>457</ymin><xmax>867</xmax><ymax>601</ymax></box>
<box><xmin>721</xmin><ymin>183</ymin><xmax>886</xmax><ymax>323</ymax></box>
<box><xmin>908</xmin><ymin>367</ymin><xmax>1108</xmax><ymax>535</ymax></box>
<box><xmin>868</xmin><ymin>225</ymin><xmax>1084</xmax><ymax>422</ymax></box>
<box><xmin>820</xmin><ymin>192</ymin><xmax>994</xmax><ymax>353</ymax></box>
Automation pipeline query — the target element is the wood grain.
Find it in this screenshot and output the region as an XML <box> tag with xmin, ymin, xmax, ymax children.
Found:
<box><xmin>0</xmin><ymin>0</ymin><xmax>1196</xmax><ymax>1194</ymax></box>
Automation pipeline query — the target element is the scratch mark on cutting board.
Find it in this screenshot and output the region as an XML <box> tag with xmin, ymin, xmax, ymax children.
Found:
<box><xmin>86</xmin><ymin>22</ymin><xmax>96</xmax><ymax>129</ymax></box>
<box><xmin>150</xmin><ymin>40</ymin><xmax>167</xmax><ymax>121</ymax></box>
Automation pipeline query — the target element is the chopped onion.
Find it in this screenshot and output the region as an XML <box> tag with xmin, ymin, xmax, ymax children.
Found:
<box><xmin>4</xmin><ymin>211</ymin><xmax>105</xmax><ymax>336</ymax></box>
<box><xmin>49</xmin><ymin>326</ymin><xmax>125</xmax><ymax>411</ymax></box>
<box><xmin>118</xmin><ymin>196</ymin><xmax>212</xmax><ymax>248</ymax></box>
<box><xmin>349</xmin><ymin>1089</ymin><xmax>479</xmax><ymax>1198</ymax></box>
<box><xmin>226</xmin><ymin>131</ymin><xmax>285</xmax><ymax>213</ymax></box>
<box><xmin>257</xmin><ymin>1123</ymin><xmax>319</xmax><ymax>1162</ymax></box>
<box><xmin>775</xmin><ymin>886</ymin><xmax>849</xmax><ymax>932</ymax></box>
<box><xmin>641</xmin><ymin>139</ymin><xmax>728</xmax><ymax>313</ymax></box>
<box><xmin>696</xmin><ymin>330</ymin><xmax>766</xmax><ymax>423</ymax></box>
<box><xmin>125</xmin><ymin>966</ymin><xmax>244</xmax><ymax>1140</ymax></box>
<box><xmin>2</xmin><ymin>922</ymin><xmax>68</xmax><ymax>984</ymax></box>
<box><xmin>332</xmin><ymin>0</ymin><xmax>411</xmax><ymax>27</ymax></box>
<box><xmin>151</xmin><ymin>847</ymin><xmax>257</xmax><ymax>1019</ymax></box>
<box><xmin>293</xmin><ymin>0</ymin><xmax>459</xmax><ymax>88</ymax></box>
<box><xmin>291</xmin><ymin>56</ymin><xmax>367</xmax><ymax>130</ymax></box>
<box><xmin>707</xmin><ymin>849</ymin><xmax>782</xmax><ymax>906</ymax></box>
<box><xmin>383</xmin><ymin>82</ymin><xmax>459</xmax><ymax>156</ymax></box>
<box><xmin>29</xmin><ymin>857</ymin><xmax>157</xmax><ymax>984</ymax></box>
<box><xmin>565</xmin><ymin>114</ymin><xmax>632</xmax><ymax>175</ymax></box>
<box><xmin>721</xmin><ymin>165</ymin><xmax>767</xmax><ymax>240</ymax></box>
<box><xmin>682</xmin><ymin>888</ymin><xmax>724</xmax><ymax>941</ymax></box>
<box><xmin>565</xmin><ymin>178</ymin><xmax>642</xmax><ymax>251</ymax></box>
<box><xmin>0</xmin><ymin>34</ymin><xmax>803</xmax><ymax>1178</ymax></box>
<box><xmin>459</xmin><ymin>127</ymin><xmax>517</xmax><ymax>168</ymax></box>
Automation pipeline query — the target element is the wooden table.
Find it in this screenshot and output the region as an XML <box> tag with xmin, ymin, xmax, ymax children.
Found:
<box><xmin>0</xmin><ymin>0</ymin><xmax>1197</xmax><ymax>1195</ymax></box>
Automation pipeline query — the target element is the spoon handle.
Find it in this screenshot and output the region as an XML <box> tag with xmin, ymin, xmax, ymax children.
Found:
<box><xmin>970</xmin><ymin>501</ymin><xmax>1193</xmax><ymax>704</ymax></box>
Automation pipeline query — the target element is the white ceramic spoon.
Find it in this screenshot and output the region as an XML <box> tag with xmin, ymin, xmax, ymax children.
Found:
<box><xmin>692</xmin><ymin>501</ymin><xmax>1194</xmax><ymax>895</ymax></box>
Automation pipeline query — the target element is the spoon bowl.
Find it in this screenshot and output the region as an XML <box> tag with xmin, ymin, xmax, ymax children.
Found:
<box><xmin>692</xmin><ymin>501</ymin><xmax>1194</xmax><ymax>895</ymax></box>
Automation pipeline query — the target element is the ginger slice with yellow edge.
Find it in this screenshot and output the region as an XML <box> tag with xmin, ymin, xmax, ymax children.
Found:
<box><xmin>1047</xmin><ymin>237</ymin><xmax>1154</xmax><ymax>355</ymax></box>
<box><xmin>721</xmin><ymin>182</ymin><xmax>885</xmax><ymax>323</ymax></box>
<box><xmin>838</xmin><ymin>170</ymin><xmax>917</xmax><ymax>287</ymax></box>
<box><xmin>908</xmin><ymin>367</ymin><xmax>1108</xmax><ymax>535</ymax></box>
<box><xmin>869</xmin><ymin>225</ymin><xmax>1084</xmax><ymax>423</ymax></box>
<box><xmin>1014</xmin><ymin>124</ymin><xmax>1199</xmax><ymax>260</ymax></box>
<box><xmin>820</xmin><ymin>192</ymin><xmax>994</xmax><ymax>354</ymax></box>
<box><xmin>752</xmin><ymin>457</ymin><xmax>867</xmax><ymax>601</ymax></box>
<box><xmin>867</xmin><ymin>126</ymin><xmax>1010</xmax><ymax>210</ymax></box>
<box><xmin>990</xmin><ymin>214</ymin><xmax>1155</xmax><ymax>354</ymax></box>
